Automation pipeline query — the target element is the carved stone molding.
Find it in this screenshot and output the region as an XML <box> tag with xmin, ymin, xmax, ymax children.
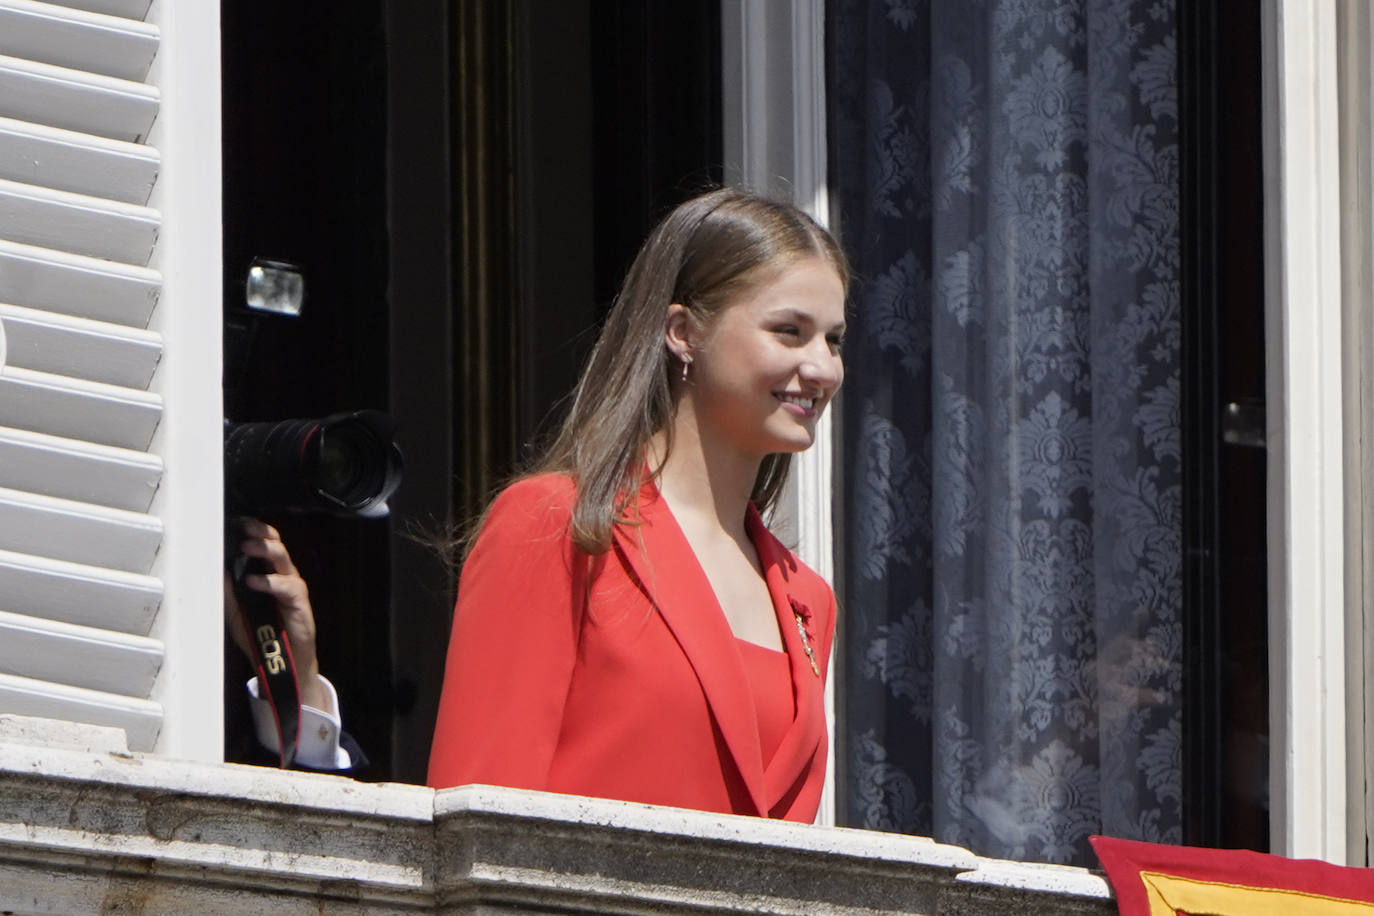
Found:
<box><xmin>0</xmin><ymin>716</ymin><xmax>1113</xmax><ymax>914</ymax></box>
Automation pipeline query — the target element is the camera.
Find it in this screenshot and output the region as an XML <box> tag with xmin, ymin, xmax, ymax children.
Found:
<box><xmin>223</xmin><ymin>259</ymin><xmax>404</xmax><ymax>519</ymax></box>
<box><xmin>224</xmin><ymin>410</ymin><xmax>404</xmax><ymax>518</ymax></box>
<box><xmin>223</xmin><ymin>259</ymin><xmax>403</xmax><ymax>767</ymax></box>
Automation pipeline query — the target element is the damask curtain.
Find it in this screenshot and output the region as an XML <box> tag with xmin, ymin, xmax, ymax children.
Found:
<box><xmin>828</xmin><ymin>0</ymin><xmax>1181</xmax><ymax>866</ymax></box>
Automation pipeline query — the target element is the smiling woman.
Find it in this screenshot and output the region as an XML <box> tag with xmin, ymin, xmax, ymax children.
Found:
<box><xmin>428</xmin><ymin>187</ymin><xmax>850</xmax><ymax>821</ymax></box>
<box><xmin>665</xmin><ymin>257</ymin><xmax>846</xmax><ymax>462</ymax></box>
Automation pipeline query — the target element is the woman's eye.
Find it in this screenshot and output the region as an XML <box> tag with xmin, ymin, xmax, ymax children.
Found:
<box><xmin>827</xmin><ymin>335</ymin><xmax>845</xmax><ymax>350</ymax></box>
<box><xmin>773</xmin><ymin>326</ymin><xmax>801</xmax><ymax>338</ymax></box>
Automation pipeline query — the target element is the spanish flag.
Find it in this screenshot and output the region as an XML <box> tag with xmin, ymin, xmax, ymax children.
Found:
<box><xmin>1091</xmin><ymin>836</ymin><xmax>1374</xmax><ymax>915</ymax></box>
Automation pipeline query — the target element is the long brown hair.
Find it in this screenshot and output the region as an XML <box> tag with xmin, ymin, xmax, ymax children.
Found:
<box><xmin>526</xmin><ymin>186</ymin><xmax>849</xmax><ymax>555</ymax></box>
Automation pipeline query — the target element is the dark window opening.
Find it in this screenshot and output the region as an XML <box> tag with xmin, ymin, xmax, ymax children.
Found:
<box><xmin>1179</xmin><ymin>0</ymin><xmax>1270</xmax><ymax>850</ymax></box>
<box><xmin>221</xmin><ymin>0</ymin><xmax>721</xmax><ymax>782</ymax></box>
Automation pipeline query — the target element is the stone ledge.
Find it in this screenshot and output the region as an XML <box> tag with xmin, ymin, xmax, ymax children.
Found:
<box><xmin>434</xmin><ymin>787</ymin><xmax>1112</xmax><ymax>915</ymax></box>
<box><xmin>436</xmin><ymin>786</ymin><xmax>975</xmax><ymax>913</ymax></box>
<box><xmin>957</xmin><ymin>856</ymin><xmax>1111</xmax><ymax>898</ymax></box>
<box><xmin>0</xmin><ymin>717</ymin><xmax>1116</xmax><ymax>915</ymax></box>
<box><xmin>0</xmin><ymin>714</ymin><xmax>434</xmax><ymax>821</ymax></box>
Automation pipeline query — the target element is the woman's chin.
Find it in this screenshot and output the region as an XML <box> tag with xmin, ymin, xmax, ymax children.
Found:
<box><xmin>766</xmin><ymin>430</ymin><xmax>817</xmax><ymax>454</ymax></box>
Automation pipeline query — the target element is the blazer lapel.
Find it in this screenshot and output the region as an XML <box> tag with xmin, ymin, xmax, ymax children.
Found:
<box><xmin>612</xmin><ymin>483</ymin><xmax>769</xmax><ymax>816</ymax></box>
<box><xmin>747</xmin><ymin>507</ymin><xmax>827</xmax><ymax>810</ymax></box>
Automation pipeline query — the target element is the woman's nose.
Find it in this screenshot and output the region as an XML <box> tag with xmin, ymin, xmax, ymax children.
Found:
<box><xmin>800</xmin><ymin>344</ymin><xmax>844</xmax><ymax>389</ymax></box>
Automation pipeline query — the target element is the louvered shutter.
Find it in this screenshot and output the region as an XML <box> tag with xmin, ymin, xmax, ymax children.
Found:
<box><xmin>0</xmin><ymin>0</ymin><xmax>169</xmax><ymax>752</ymax></box>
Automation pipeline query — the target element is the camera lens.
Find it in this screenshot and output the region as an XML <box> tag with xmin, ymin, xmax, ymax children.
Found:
<box><xmin>225</xmin><ymin>411</ymin><xmax>403</xmax><ymax>516</ymax></box>
<box><xmin>317</xmin><ymin>433</ymin><xmax>364</xmax><ymax>498</ymax></box>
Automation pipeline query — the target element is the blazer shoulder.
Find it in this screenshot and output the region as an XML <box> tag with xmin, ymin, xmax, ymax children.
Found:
<box><xmin>499</xmin><ymin>471</ymin><xmax>576</xmax><ymax>501</ymax></box>
<box><xmin>463</xmin><ymin>474</ymin><xmax>580</xmax><ymax>562</ymax></box>
<box><xmin>785</xmin><ymin>550</ymin><xmax>835</xmax><ymax>606</ymax></box>
<box><xmin>751</xmin><ymin>515</ymin><xmax>834</xmax><ymax>604</ymax></box>
<box><xmin>489</xmin><ymin>474</ymin><xmax>577</xmax><ymax>521</ymax></box>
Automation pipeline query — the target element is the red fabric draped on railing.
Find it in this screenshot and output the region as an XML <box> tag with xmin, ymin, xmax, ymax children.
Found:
<box><xmin>1092</xmin><ymin>835</ymin><xmax>1374</xmax><ymax>915</ymax></box>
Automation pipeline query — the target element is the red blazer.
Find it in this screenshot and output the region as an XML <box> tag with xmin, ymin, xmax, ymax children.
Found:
<box><xmin>427</xmin><ymin>473</ymin><xmax>836</xmax><ymax>821</ymax></box>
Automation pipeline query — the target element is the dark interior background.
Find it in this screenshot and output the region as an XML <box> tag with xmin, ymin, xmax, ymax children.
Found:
<box><xmin>221</xmin><ymin>0</ymin><xmax>721</xmax><ymax>781</ymax></box>
<box><xmin>1179</xmin><ymin>0</ymin><xmax>1269</xmax><ymax>850</ymax></box>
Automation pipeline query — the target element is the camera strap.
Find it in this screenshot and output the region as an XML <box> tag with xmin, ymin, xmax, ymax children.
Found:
<box><xmin>230</xmin><ymin>552</ymin><xmax>301</xmax><ymax>768</ymax></box>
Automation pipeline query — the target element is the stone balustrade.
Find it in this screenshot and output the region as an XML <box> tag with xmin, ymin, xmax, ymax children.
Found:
<box><xmin>0</xmin><ymin>716</ymin><xmax>1114</xmax><ymax>914</ymax></box>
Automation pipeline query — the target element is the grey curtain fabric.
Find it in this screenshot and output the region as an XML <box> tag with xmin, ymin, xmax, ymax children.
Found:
<box><xmin>828</xmin><ymin>0</ymin><xmax>1181</xmax><ymax>865</ymax></box>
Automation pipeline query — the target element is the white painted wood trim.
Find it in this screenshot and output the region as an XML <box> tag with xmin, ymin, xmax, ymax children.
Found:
<box><xmin>790</xmin><ymin>2</ymin><xmax>830</xmax><ymax>228</ymax></box>
<box><xmin>1262</xmin><ymin>0</ymin><xmax>1349</xmax><ymax>862</ymax></box>
<box><xmin>0</xmin><ymin>302</ymin><xmax>162</xmax><ymax>388</ymax></box>
<box><xmin>0</xmin><ymin>176</ymin><xmax>159</xmax><ymax>264</ymax></box>
<box><xmin>0</xmin><ymin>425</ymin><xmax>161</xmax><ymax>512</ymax></box>
<box><xmin>0</xmin><ymin>52</ymin><xmax>158</xmax><ymax>142</ymax></box>
<box><xmin>1336</xmin><ymin>0</ymin><xmax>1374</xmax><ymax>866</ymax></box>
<box><xmin>0</xmin><ymin>238</ymin><xmax>160</xmax><ymax>326</ymax></box>
<box><xmin>0</xmin><ymin>672</ymin><xmax>160</xmax><ymax>750</ymax></box>
<box><xmin>0</xmin><ymin>0</ymin><xmax>174</xmax><ymax>757</ymax></box>
<box><xmin>0</xmin><ymin>364</ymin><xmax>161</xmax><ymax>450</ymax></box>
<box><xmin>0</xmin><ymin>546</ymin><xmax>162</xmax><ymax>634</ymax></box>
<box><xmin>721</xmin><ymin>0</ymin><xmax>838</xmax><ymax>827</ymax></box>
<box><xmin>0</xmin><ymin>608</ymin><xmax>162</xmax><ymax>696</ymax></box>
<box><xmin>0</xmin><ymin>0</ymin><xmax>159</xmax><ymax>82</ymax></box>
<box><xmin>56</xmin><ymin>0</ymin><xmax>150</xmax><ymax>21</ymax></box>
<box><xmin>140</xmin><ymin>0</ymin><xmax>223</xmax><ymax>761</ymax></box>
<box><xmin>0</xmin><ymin>485</ymin><xmax>162</xmax><ymax>573</ymax></box>
<box><xmin>0</xmin><ymin>115</ymin><xmax>158</xmax><ymax>204</ymax></box>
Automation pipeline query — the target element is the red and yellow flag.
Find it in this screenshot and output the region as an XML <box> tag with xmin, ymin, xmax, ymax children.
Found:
<box><xmin>1091</xmin><ymin>835</ymin><xmax>1374</xmax><ymax>915</ymax></box>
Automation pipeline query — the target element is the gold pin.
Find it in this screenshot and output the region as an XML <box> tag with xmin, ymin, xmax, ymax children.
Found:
<box><xmin>795</xmin><ymin>614</ymin><xmax>820</xmax><ymax>677</ymax></box>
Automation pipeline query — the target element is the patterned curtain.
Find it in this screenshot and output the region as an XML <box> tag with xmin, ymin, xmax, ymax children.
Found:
<box><xmin>828</xmin><ymin>0</ymin><xmax>1181</xmax><ymax>866</ymax></box>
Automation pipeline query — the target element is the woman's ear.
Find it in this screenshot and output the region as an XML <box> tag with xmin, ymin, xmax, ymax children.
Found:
<box><xmin>664</xmin><ymin>303</ymin><xmax>694</xmax><ymax>362</ymax></box>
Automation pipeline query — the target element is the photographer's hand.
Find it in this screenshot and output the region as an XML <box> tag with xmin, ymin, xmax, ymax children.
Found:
<box><xmin>227</xmin><ymin>518</ymin><xmax>331</xmax><ymax>714</ymax></box>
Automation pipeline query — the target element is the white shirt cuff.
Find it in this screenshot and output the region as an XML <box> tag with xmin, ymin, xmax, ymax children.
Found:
<box><xmin>246</xmin><ymin>674</ymin><xmax>353</xmax><ymax>770</ymax></box>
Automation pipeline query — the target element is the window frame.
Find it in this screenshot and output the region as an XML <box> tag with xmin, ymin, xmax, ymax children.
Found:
<box><xmin>1336</xmin><ymin>0</ymin><xmax>1374</xmax><ymax>867</ymax></box>
<box><xmin>1262</xmin><ymin>0</ymin><xmax>1362</xmax><ymax>863</ymax></box>
<box><xmin>142</xmin><ymin>0</ymin><xmax>225</xmax><ymax>761</ymax></box>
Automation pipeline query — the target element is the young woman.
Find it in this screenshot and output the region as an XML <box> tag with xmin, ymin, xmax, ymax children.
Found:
<box><xmin>427</xmin><ymin>187</ymin><xmax>848</xmax><ymax>822</ymax></box>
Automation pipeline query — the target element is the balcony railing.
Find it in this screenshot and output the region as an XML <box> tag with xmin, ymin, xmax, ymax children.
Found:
<box><xmin>0</xmin><ymin>715</ymin><xmax>1114</xmax><ymax>914</ymax></box>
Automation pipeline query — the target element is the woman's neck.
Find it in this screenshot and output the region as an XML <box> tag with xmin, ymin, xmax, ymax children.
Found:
<box><xmin>649</xmin><ymin>424</ymin><xmax>760</xmax><ymax>537</ymax></box>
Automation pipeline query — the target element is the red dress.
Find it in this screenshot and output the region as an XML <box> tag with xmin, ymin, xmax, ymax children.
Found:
<box><xmin>427</xmin><ymin>474</ymin><xmax>836</xmax><ymax>821</ymax></box>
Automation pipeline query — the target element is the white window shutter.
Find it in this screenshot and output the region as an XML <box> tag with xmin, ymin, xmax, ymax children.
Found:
<box><xmin>0</xmin><ymin>0</ymin><xmax>223</xmax><ymax>757</ymax></box>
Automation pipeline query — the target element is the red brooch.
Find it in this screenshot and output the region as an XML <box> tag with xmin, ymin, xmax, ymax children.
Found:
<box><xmin>789</xmin><ymin>597</ymin><xmax>820</xmax><ymax>677</ymax></box>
